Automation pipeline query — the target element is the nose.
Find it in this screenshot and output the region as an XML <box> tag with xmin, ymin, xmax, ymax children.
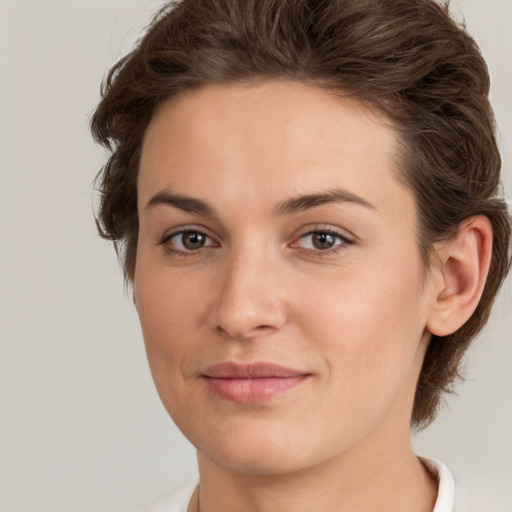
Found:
<box><xmin>209</xmin><ymin>244</ymin><xmax>288</xmax><ymax>341</ymax></box>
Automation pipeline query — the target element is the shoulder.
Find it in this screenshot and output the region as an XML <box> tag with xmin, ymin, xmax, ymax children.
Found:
<box><xmin>142</xmin><ymin>479</ymin><xmax>199</xmax><ymax>512</ymax></box>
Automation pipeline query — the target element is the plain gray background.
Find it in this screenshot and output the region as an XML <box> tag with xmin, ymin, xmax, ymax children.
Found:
<box><xmin>0</xmin><ymin>1</ymin><xmax>510</xmax><ymax>510</ymax></box>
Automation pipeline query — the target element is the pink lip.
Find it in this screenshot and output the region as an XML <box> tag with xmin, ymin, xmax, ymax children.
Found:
<box><xmin>201</xmin><ymin>362</ymin><xmax>310</xmax><ymax>404</ymax></box>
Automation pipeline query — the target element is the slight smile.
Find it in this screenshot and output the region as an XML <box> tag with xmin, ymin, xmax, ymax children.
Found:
<box><xmin>201</xmin><ymin>362</ymin><xmax>311</xmax><ymax>404</ymax></box>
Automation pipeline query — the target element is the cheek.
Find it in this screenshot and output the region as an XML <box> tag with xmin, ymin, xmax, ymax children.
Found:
<box><xmin>133</xmin><ymin>263</ymin><xmax>214</xmax><ymax>434</ymax></box>
<box><xmin>135</xmin><ymin>249</ymin><xmax>206</xmax><ymax>334</ymax></box>
<box><xmin>295</xmin><ymin>254</ymin><xmax>427</xmax><ymax>395</ymax></box>
<box><xmin>133</xmin><ymin>261</ymin><xmax>203</xmax><ymax>386</ymax></box>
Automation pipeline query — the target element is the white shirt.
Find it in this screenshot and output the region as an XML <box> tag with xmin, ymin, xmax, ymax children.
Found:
<box><xmin>144</xmin><ymin>457</ymin><xmax>455</xmax><ymax>512</ymax></box>
<box><xmin>422</xmin><ymin>456</ymin><xmax>455</xmax><ymax>512</ymax></box>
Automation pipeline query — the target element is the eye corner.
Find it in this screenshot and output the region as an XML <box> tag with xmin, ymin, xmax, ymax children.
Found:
<box><xmin>289</xmin><ymin>226</ymin><xmax>354</xmax><ymax>256</ymax></box>
<box><xmin>158</xmin><ymin>226</ymin><xmax>220</xmax><ymax>257</ymax></box>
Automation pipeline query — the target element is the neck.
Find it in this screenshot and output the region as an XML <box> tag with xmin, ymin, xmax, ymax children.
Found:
<box><xmin>194</xmin><ymin>426</ymin><xmax>437</xmax><ymax>512</ymax></box>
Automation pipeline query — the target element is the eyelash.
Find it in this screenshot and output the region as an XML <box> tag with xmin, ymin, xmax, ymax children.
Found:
<box><xmin>159</xmin><ymin>229</ymin><xmax>217</xmax><ymax>257</ymax></box>
<box><xmin>291</xmin><ymin>229</ymin><xmax>353</xmax><ymax>256</ymax></box>
<box><xmin>159</xmin><ymin>227</ymin><xmax>353</xmax><ymax>258</ymax></box>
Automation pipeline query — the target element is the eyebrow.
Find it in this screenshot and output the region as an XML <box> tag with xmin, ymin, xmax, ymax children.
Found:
<box><xmin>273</xmin><ymin>188</ymin><xmax>377</xmax><ymax>216</ymax></box>
<box><xmin>145</xmin><ymin>187</ymin><xmax>376</xmax><ymax>218</ymax></box>
<box><xmin>145</xmin><ymin>191</ymin><xmax>216</xmax><ymax>218</ymax></box>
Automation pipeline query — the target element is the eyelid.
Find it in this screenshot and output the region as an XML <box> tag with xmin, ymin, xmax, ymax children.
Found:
<box><xmin>158</xmin><ymin>225</ymin><xmax>219</xmax><ymax>251</ymax></box>
<box><xmin>290</xmin><ymin>224</ymin><xmax>354</xmax><ymax>243</ymax></box>
<box><xmin>289</xmin><ymin>224</ymin><xmax>354</xmax><ymax>254</ymax></box>
<box><xmin>159</xmin><ymin>223</ymin><xmax>215</xmax><ymax>240</ymax></box>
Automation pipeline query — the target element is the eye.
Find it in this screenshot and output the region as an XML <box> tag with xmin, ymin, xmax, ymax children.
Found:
<box><xmin>163</xmin><ymin>230</ymin><xmax>216</xmax><ymax>253</ymax></box>
<box><xmin>294</xmin><ymin>229</ymin><xmax>351</xmax><ymax>252</ymax></box>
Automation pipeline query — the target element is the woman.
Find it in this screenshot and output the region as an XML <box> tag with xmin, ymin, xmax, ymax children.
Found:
<box><xmin>91</xmin><ymin>0</ymin><xmax>511</xmax><ymax>510</ymax></box>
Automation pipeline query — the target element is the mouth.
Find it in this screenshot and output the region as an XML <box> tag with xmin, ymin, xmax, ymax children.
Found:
<box><xmin>201</xmin><ymin>362</ymin><xmax>310</xmax><ymax>404</ymax></box>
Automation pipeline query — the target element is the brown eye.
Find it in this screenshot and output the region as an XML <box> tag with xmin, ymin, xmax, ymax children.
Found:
<box><xmin>311</xmin><ymin>232</ymin><xmax>337</xmax><ymax>250</ymax></box>
<box><xmin>295</xmin><ymin>230</ymin><xmax>351</xmax><ymax>253</ymax></box>
<box><xmin>181</xmin><ymin>231</ymin><xmax>206</xmax><ymax>250</ymax></box>
<box><xmin>165</xmin><ymin>230</ymin><xmax>215</xmax><ymax>252</ymax></box>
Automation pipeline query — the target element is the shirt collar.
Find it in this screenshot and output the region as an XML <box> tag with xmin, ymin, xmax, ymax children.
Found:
<box><xmin>419</xmin><ymin>455</ymin><xmax>455</xmax><ymax>512</ymax></box>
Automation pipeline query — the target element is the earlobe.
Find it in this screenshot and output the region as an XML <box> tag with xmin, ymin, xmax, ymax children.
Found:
<box><xmin>426</xmin><ymin>216</ymin><xmax>493</xmax><ymax>337</ymax></box>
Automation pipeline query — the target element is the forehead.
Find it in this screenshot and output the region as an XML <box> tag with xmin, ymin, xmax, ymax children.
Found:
<box><xmin>139</xmin><ymin>81</ymin><xmax>408</xmax><ymax>217</ymax></box>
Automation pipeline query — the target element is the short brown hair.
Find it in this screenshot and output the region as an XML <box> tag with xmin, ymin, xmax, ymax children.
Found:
<box><xmin>91</xmin><ymin>0</ymin><xmax>511</xmax><ymax>429</ymax></box>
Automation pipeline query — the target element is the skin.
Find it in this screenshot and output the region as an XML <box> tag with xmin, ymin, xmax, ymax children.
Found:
<box><xmin>134</xmin><ymin>81</ymin><xmax>466</xmax><ymax>511</ymax></box>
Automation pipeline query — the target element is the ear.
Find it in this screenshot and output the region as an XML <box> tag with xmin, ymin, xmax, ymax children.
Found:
<box><xmin>426</xmin><ymin>216</ymin><xmax>493</xmax><ymax>337</ymax></box>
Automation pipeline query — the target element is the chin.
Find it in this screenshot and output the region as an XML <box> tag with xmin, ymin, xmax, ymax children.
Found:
<box><xmin>192</xmin><ymin>417</ymin><xmax>331</xmax><ymax>476</ymax></box>
<box><xmin>203</xmin><ymin>445</ymin><xmax>306</xmax><ymax>476</ymax></box>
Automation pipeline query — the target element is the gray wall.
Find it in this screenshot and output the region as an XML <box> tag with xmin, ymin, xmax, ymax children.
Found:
<box><xmin>1</xmin><ymin>0</ymin><xmax>510</xmax><ymax>510</ymax></box>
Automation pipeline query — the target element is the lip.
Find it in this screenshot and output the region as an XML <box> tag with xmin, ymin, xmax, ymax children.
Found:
<box><xmin>201</xmin><ymin>362</ymin><xmax>310</xmax><ymax>404</ymax></box>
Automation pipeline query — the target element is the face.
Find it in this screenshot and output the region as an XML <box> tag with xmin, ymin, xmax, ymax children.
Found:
<box><xmin>135</xmin><ymin>81</ymin><xmax>435</xmax><ymax>475</ymax></box>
